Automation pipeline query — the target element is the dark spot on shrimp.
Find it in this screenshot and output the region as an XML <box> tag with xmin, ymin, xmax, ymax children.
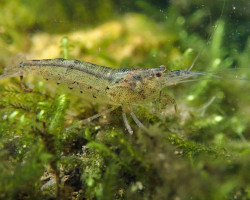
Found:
<box><xmin>171</xmin><ymin>70</ymin><xmax>181</xmax><ymax>76</ymax></box>
<box><xmin>19</xmin><ymin>62</ymin><xmax>25</xmax><ymax>68</ymax></box>
<box><xmin>46</xmin><ymin>78</ymin><xmax>49</xmax><ymax>81</ymax></box>
<box><xmin>88</xmin><ymin>86</ymin><xmax>92</xmax><ymax>89</ymax></box>
<box><xmin>133</xmin><ymin>75</ymin><xmax>142</xmax><ymax>80</ymax></box>
<box><xmin>43</xmin><ymin>59</ymin><xmax>52</xmax><ymax>61</ymax></box>
<box><xmin>69</xmin><ymin>87</ymin><xmax>73</xmax><ymax>90</ymax></box>
<box><xmin>74</xmin><ymin>60</ymin><xmax>81</xmax><ymax>64</ymax></box>
<box><xmin>55</xmin><ymin>58</ymin><xmax>65</xmax><ymax>62</ymax></box>
<box><xmin>109</xmin><ymin>92</ymin><xmax>116</xmax><ymax>98</ymax></box>
<box><xmin>139</xmin><ymin>89</ymin><xmax>146</xmax><ymax>99</ymax></box>
<box><xmin>139</xmin><ymin>89</ymin><xmax>145</xmax><ymax>94</ymax></box>
<box><xmin>73</xmin><ymin>81</ymin><xmax>79</xmax><ymax>85</ymax></box>
<box><xmin>57</xmin><ymin>82</ymin><xmax>60</xmax><ymax>85</ymax></box>
<box><xmin>115</xmin><ymin>78</ymin><xmax>124</xmax><ymax>83</ymax></box>
<box><xmin>93</xmin><ymin>94</ymin><xmax>97</xmax><ymax>99</ymax></box>
<box><xmin>80</xmin><ymin>91</ymin><xmax>83</xmax><ymax>93</ymax></box>
<box><xmin>106</xmin><ymin>86</ymin><xmax>110</xmax><ymax>90</ymax></box>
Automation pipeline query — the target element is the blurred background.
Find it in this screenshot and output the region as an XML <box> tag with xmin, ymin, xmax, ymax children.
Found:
<box><xmin>0</xmin><ymin>0</ymin><xmax>250</xmax><ymax>199</ymax></box>
<box><xmin>0</xmin><ymin>0</ymin><xmax>249</xmax><ymax>68</ymax></box>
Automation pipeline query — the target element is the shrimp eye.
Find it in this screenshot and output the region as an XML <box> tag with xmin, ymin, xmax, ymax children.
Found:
<box><xmin>155</xmin><ymin>72</ymin><xmax>162</xmax><ymax>77</ymax></box>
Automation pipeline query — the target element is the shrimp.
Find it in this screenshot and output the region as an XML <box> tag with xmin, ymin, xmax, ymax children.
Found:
<box><xmin>0</xmin><ymin>58</ymin><xmax>197</xmax><ymax>134</ymax></box>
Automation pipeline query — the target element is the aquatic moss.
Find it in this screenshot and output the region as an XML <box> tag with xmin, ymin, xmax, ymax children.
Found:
<box><xmin>0</xmin><ymin>1</ymin><xmax>250</xmax><ymax>200</ymax></box>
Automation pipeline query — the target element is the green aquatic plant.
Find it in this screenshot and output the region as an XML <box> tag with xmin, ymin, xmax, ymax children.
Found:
<box><xmin>0</xmin><ymin>1</ymin><xmax>250</xmax><ymax>200</ymax></box>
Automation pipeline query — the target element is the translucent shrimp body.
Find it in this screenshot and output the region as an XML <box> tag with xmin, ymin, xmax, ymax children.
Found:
<box><xmin>0</xmin><ymin>58</ymin><xmax>205</xmax><ymax>134</ymax></box>
<box><xmin>3</xmin><ymin>59</ymin><xmax>185</xmax><ymax>105</ymax></box>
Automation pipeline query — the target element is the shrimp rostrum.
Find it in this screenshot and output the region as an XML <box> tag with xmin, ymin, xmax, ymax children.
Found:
<box><xmin>0</xmin><ymin>58</ymin><xmax>196</xmax><ymax>134</ymax></box>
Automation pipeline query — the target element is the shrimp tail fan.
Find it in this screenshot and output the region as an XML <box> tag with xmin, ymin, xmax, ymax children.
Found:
<box><xmin>0</xmin><ymin>53</ymin><xmax>26</xmax><ymax>80</ymax></box>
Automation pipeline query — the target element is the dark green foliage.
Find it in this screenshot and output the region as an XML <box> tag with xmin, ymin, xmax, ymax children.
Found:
<box><xmin>0</xmin><ymin>1</ymin><xmax>250</xmax><ymax>200</ymax></box>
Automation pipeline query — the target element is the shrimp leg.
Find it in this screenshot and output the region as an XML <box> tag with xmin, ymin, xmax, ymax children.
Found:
<box><xmin>81</xmin><ymin>106</ymin><xmax>119</xmax><ymax>123</ymax></box>
<box><xmin>19</xmin><ymin>75</ymin><xmax>33</xmax><ymax>92</ymax></box>
<box><xmin>122</xmin><ymin>109</ymin><xmax>149</xmax><ymax>134</ymax></box>
<box><xmin>122</xmin><ymin>112</ymin><xmax>133</xmax><ymax>135</ymax></box>
<box><xmin>66</xmin><ymin>106</ymin><xmax>119</xmax><ymax>133</ymax></box>
<box><xmin>130</xmin><ymin>111</ymin><xmax>148</xmax><ymax>132</ymax></box>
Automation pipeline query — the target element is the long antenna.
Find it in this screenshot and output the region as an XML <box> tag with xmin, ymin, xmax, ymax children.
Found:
<box><xmin>187</xmin><ymin>51</ymin><xmax>202</xmax><ymax>71</ymax></box>
<box><xmin>187</xmin><ymin>0</ymin><xmax>226</xmax><ymax>72</ymax></box>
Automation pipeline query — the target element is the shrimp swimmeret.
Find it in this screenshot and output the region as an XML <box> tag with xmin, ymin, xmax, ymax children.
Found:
<box><xmin>0</xmin><ymin>58</ymin><xmax>207</xmax><ymax>134</ymax></box>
